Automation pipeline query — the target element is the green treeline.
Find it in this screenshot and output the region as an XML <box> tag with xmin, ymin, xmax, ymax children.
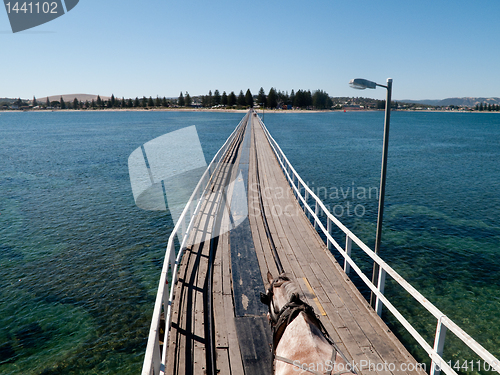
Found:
<box><xmin>194</xmin><ymin>87</ymin><xmax>333</xmax><ymax>110</ymax></box>
<box><xmin>1</xmin><ymin>95</ymin><xmax>178</xmax><ymax>110</ymax></box>
<box><xmin>1</xmin><ymin>89</ymin><xmax>332</xmax><ymax>110</ymax></box>
<box><xmin>475</xmin><ymin>103</ymin><xmax>500</xmax><ymax>111</ymax></box>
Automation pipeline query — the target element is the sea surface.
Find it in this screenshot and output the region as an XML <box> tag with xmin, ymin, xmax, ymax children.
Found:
<box><xmin>0</xmin><ymin>111</ymin><xmax>499</xmax><ymax>374</ymax></box>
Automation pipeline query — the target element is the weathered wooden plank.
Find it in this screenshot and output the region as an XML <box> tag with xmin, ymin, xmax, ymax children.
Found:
<box><xmin>223</xmin><ymin>294</ymin><xmax>245</xmax><ymax>375</ymax></box>
<box><xmin>172</xmin><ymin>245</ymin><xmax>200</xmax><ymax>374</ymax></box>
<box><xmin>193</xmin><ymin>245</ymin><xmax>210</xmax><ymax>375</ymax></box>
<box><xmin>213</xmin><ymin>237</ymin><xmax>228</xmax><ymax>349</ymax></box>
<box><xmin>234</xmin><ymin>316</ymin><xmax>273</xmax><ymax>375</ymax></box>
<box><xmin>213</xmin><ymin>290</ymin><xmax>227</xmax><ymax>348</ymax></box>
<box><xmin>247</xmin><ymin>126</ymin><xmax>279</xmax><ymax>284</ymax></box>
<box><xmin>220</xmin><ymin>232</ymin><xmax>232</xmax><ymax>297</ymax></box>
<box><xmin>252</xmin><ymin>151</ymin><xmax>296</xmax><ymax>277</ymax></box>
<box><xmin>216</xmin><ymin>348</ymin><xmax>231</xmax><ymax>375</ymax></box>
<box><xmin>165</xmin><ymin>246</ymin><xmax>191</xmax><ymax>374</ymax></box>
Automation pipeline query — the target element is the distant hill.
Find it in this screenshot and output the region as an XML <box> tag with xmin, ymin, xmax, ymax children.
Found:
<box><xmin>402</xmin><ymin>97</ymin><xmax>500</xmax><ymax>107</ymax></box>
<box><xmin>438</xmin><ymin>97</ymin><xmax>500</xmax><ymax>107</ymax></box>
<box><xmin>401</xmin><ymin>99</ymin><xmax>441</xmax><ymax>106</ymax></box>
<box><xmin>37</xmin><ymin>94</ymin><xmax>111</xmax><ymax>103</ymax></box>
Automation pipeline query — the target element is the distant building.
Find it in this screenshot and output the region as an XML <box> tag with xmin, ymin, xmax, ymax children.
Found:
<box><xmin>343</xmin><ymin>104</ymin><xmax>362</xmax><ymax>110</ymax></box>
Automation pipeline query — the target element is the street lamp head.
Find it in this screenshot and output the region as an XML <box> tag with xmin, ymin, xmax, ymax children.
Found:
<box><xmin>349</xmin><ymin>78</ymin><xmax>377</xmax><ymax>90</ymax></box>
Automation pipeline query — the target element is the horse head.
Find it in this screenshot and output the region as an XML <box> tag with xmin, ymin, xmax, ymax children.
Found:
<box><xmin>260</xmin><ymin>271</ymin><xmax>301</xmax><ymax>324</ymax></box>
<box><xmin>260</xmin><ymin>272</ymin><xmax>356</xmax><ymax>375</ymax></box>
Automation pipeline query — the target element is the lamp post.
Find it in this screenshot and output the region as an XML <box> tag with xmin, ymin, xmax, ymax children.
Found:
<box><xmin>349</xmin><ymin>77</ymin><xmax>393</xmax><ymax>316</ymax></box>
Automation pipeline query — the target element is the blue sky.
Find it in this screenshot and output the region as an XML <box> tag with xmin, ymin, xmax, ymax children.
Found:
<box><xmin>2</xmin><ymin>0</ymin><xmax>500</xmax><ymax>101</ymax></box>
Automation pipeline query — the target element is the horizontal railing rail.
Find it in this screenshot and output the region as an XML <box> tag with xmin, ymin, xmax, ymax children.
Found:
<box><xmin>142</xmin><ymin>113</ymin><xmax>250</xmax><ymax>375</ymax></box>
<box><xmin>256</xmin><ymin>115</ymin><xmax>500</xmax><ymax>375</ymax></box>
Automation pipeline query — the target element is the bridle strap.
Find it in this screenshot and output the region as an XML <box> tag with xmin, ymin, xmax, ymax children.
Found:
<box><xmin>265</xmin><ymin>277</ymin><xmax>356</xmax><ymax>374</ymax></box>
<box><xmin>271</xmin><ymin>301</ymin><xmax>314</xmax><ymax>353</ymax></box>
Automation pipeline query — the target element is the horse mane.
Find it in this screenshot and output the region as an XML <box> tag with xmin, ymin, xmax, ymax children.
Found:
<box><xmin>278</xmin><ymin>275</ymin><xmax>301</xmax><ymax>303</ymax></box>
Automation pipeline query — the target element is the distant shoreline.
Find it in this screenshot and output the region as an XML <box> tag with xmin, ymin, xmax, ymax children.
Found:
<box><xmin>3</xmin><ymin>107</ymin><xmax>499</xmax><ymax>114</ymax></box>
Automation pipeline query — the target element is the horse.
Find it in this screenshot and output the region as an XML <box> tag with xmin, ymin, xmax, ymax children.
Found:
<box><xmin>260</xmin><ymin>272</ymin><xmax>356</xmax><ymax>375</ymax></box>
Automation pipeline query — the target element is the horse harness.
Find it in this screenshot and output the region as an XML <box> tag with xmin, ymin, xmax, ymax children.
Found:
<box><xmin>261</xmin><ymin>278</ymin><xmax>355</xmax><ymax>375</ymax></box>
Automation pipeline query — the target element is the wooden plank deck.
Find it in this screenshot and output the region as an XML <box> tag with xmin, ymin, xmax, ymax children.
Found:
<box><xmin>165</xmin><ymin>113</ymin><xmax>426</xmax><ymax>375</ymax></box>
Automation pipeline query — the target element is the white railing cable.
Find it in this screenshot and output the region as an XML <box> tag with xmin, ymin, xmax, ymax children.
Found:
<box><xmin>142</xmin><ymin>113</ymin><xmax>250</xmax><ymax>375</ymax></box>
<box><xmin>256</xmin><ymin>116</ymin><xmax>500</xmax><ymax>375</ymax></box>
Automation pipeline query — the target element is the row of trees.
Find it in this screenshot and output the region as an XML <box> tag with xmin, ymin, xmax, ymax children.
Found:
<box><xmin>262</xmin><ymin>88</ymin><xmax>333</xmax><ymax>109</ymax></box>
<box><xmin>0</xmin><ymin>94</ymin><xmax>389</xmax><ymax>111</ymax></box>
<box><xmin>179</xmin><ymin>87</ymin><xmax>334</xmax><ymax>109</ymax></box>
<box><xmin>28</xmin><ymin>95</ymin><xmax>177</xmax><ymax>110</ymax></box>
<box><xmin>474</xmin><ymin>103</ymin><xmax>500</xmax><ymax>111</ymax></box>
<box><xmin>195</xmin><ymin>89</ymin><xmax>254</xmax><ymax>108</ymax></box>
<box><xmin>2</xmin><ymin>91</ymin><xmax>343</xmax><ymax>111</ymax></box>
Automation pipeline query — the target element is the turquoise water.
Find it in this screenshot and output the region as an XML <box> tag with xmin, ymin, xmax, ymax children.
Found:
<box><xmin>264</xmin><ymin>111</ymin><xmax>500</xmax><ymax>373</ymax></box>
<box><xmin>0</xmin><ymin>112</ymin><xmax>241</xmax><ymax>374</ymax></box>
<box><xmin>0</xmin><ymin>111</ymin><xmax>499</xmax><ymax>374</ymax></box>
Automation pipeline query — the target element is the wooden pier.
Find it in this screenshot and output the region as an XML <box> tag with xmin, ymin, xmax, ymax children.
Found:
<box><xmin>161</xmin><ymin>112</ymin><xmax>426</xmax><ymax>375</ymax></box>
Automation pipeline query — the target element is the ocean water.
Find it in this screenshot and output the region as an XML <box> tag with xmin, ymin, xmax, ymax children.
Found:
<box><xmin>0</xmin><ymin>111</ymin><xmax>241</xmax><ymax>374</ymax></box>
<box><xmin>0</xmin><ymin>111</ymin><xmax>499</xmax><ymax>374</ymax></box>
<box><xmin>263</xmin><ymin>111</ymin><xmax>500</xmax><ymax>372</ymax></box>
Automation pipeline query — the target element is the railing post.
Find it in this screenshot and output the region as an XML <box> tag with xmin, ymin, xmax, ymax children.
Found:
<box><xmin>169</xmin><ymin>242</ymin><xmax>176</xmax><ymax>278</ymax></box>
<box><xmin>375</xmin><ymin>267</ymin><xmax>386</xmax><ymax>317</ymax></box>
<box><xmin>430</xmin><ymin>317</ymin><xmax>448</xmax><ymax>375</ymax></box>
<box><xmin>314</xmin><ymin>201</ymin><xmax>319</xmax><ymax>229</ymax></box>
<box><xmin>181</xmin><ymin>215</ymin><xmax>187</xmax><ymax>239</ymax></box>
<box><xmin>344</xmin><ymin>235</ymin><xmax>352</xmax><ymax>275</ymax></box>
<box><xmin>189</xmin><ymin>200</ymin><xmax>194</xmax><ymax>221</ymax></box>
<box><xmin>304</xmin><ymin>191</ymin><xmax>310</xmax><ymax>217</ymax></box>
<box><xmin>153</xmin><ymin>329</ymin><xmax>161</xmax><ymax>375</ymax></box>
<box><xmin>327</xmin><ymin>218</ymin><xmax>332</xmax><ymax>251</ymax></box>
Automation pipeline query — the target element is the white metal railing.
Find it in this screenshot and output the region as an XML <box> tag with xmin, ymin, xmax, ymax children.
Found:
<box><xmin>142</xmin><ymin>113</ymin><xmax>250</xmax><ymax>375</ymax></box>
<box><xmin>256</xmin><ymin>116</ymin><xmax>500</xmax><ymax>375</ymax></box>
